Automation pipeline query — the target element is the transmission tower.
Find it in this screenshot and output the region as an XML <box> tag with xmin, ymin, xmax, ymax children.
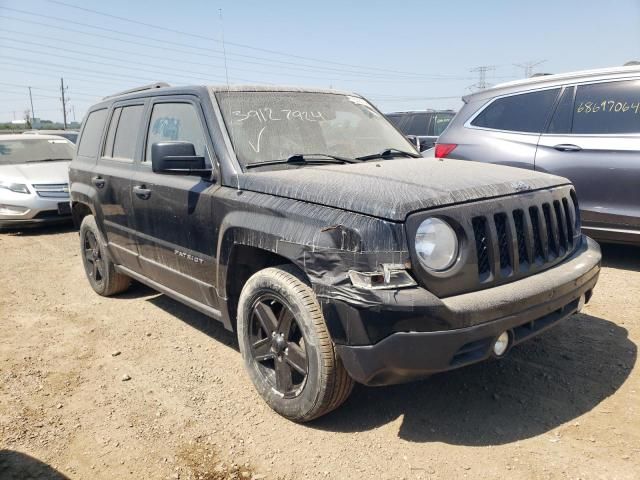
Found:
<box><xmin>469</xmin><ymin>65</ymin><xmax>496</xmax><ymax>91</ymax></box>
<box><xmin>514</xmin><ymin>60</ymin><xmax>546</xmax><ymax>78</ymax></box>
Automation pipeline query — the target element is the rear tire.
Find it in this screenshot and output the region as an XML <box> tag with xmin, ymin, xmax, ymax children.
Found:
<box><xmin>237</xmin><ymin>265</ymin><xmax>354</xmax><ymax>422</ymax></box>
<box><xmin>79</xmin><ymin>215</ymin><xmax>130</xmax><ymax>296</ymax></box>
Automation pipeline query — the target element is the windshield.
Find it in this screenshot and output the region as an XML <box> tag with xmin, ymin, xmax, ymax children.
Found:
<box><xmin>0</xmin><ymin>138</ymin><xmax>75</xmax><ymax>165</ymax></box>
<box><xmin>216</xmin><ymin>91</ymin><xmax>417</xmax><ymax>168</ymax></box>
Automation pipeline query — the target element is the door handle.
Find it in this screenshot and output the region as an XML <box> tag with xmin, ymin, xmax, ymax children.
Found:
<box><xmin>92</xmin><ymin>176</ymin><xmax>105</xmax><ymax>188</ymax></box>
<box><xmin>133</xmin><ymin>185</ymin><xmax>152</xmax><ymax>200</ymax></box>
<box><xmin>553</xmin><ymin>144</ymin><xmax>582</xmax><ymax>152</ymax></box>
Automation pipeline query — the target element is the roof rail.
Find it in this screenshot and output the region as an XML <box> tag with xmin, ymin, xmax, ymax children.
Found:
<box><xmin>103</xmin><ymin>82</ymin><xmax>170</xmax><ymax>99</ymax></box>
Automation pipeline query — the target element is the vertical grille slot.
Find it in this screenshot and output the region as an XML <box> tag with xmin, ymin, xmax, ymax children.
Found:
<box><xmin>472</xmin><ymin>216</ymin><xmax>491</xmax><ymax>279</ymax></box>
<box><xmin>562</xmin><ymin>197</ymin><xmax>574</xmax><ymax>244</ymax></box>
<box><xmin>542</xmin><ymin>203</ymin><xmax>558</xmax><ymax>258</ymax></box>
<box><xmin>554</xmin><ymin>200</ymin><xmax>568</xmax><ymax>252</ymax></box>
<box><xmin>494</xmin><ymin>213</ymin><xmax>511</xmax><ymax>271</ymax></box>
<box><xmin>570</xmin><ymin>189</ymin><xmax>580</xmax><ymax>230</ymax></box>
<box><xmin>513</xmin><ymin>209</ymin><xmax>529</xmax><ymax>265</ymax></box>
<box><xmin>529</xmin><ymin>206</ymin><xmax>544</xmax><ymax>262</ymax></box>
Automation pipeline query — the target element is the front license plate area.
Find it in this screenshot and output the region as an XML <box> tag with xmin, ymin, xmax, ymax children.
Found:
<box><xmin>57</xmin><ymin>202</ymin><xmax>71</xmax><ymax>216</ymax></box>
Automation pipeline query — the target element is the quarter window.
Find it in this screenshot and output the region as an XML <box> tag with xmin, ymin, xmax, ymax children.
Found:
<box><xmin>77</xmin><ymin>109</ymin><xmax>107</xmax><ymax>157</ymax></box>
<box><xmin>547</xmin><ymin>86</ymin><xmax>575</xmax><ymax>134</ymax></box>
<box><xmin>112</xmin><ymin>105</ymin><xmax>144</xmax><ymax>161</ymax></box>
<box><xmin>145</xmin><ymin>103</ymin><xmax>207</xmax><ymax>162</ymax></box>
<box><xmin>471</xmin><ymin>89</ymin><xmax>560</xmax><ymax>133</ymax></box>
<box><xmin>572</xmin><ymin>80</ymin><xmax>640</xmax><ymax>134</ymax></box>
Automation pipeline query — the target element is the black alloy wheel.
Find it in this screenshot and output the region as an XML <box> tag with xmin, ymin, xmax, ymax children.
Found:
<box><xmin>83</xmin><ymin>229</ymin><xmax>105</xmax><ymax>288</ymax></box>
<box><xmin>78</xmin><ymin>215</ymin><xmax>130</xmax><ymax>296</ymax></box>
<box><xmin>249</xmin><ymin>294</ymin><xmax>308</xmax><ymax>398</ymax></box>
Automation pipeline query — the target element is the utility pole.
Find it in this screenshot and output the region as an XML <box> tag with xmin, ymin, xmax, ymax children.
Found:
<box><xmin>514</xmin><ymin>60</ymin><xmax>546</xmax><ymax>78</ymax></box>
<box><xmin>469</xmin><ymin>65</ymin><xmax>496</xmax><ymax>91</ymax></box>
<box><xmin>28</xmin><ymin>86</ymin><xmax>35</xmax><ymax>121</ymax></box>
<box><xmin>60</xmin><ymin>77</ymin><xmax>69</xmax><ymax>129</ymax></box>
<box><xmin>71</xmin><ymin>105</ymin><xmax>76</xmax><ymax>123</ymax></box>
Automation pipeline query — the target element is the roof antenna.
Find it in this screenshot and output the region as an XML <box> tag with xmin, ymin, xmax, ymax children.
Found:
<box><xmin>219</xmin><ymin>8</ymin><xmax>230</xmax><ymax>89</ymax></box>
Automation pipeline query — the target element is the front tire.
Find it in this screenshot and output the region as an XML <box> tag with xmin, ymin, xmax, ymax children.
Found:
<box><xmin>79</xmin><ymin>215</ymin><xmax>130</xmax><ymax>296</ymax></box>
<box><xmin>237</xmin><ymin>265</ymin><xmax>353</xmax><ymax>422</ymax></box>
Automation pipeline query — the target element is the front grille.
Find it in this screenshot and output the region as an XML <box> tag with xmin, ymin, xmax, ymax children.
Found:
<box><xmin>471</xmin><ymin>191</ymin><xmax>578</xmax><ymax>283</ymax></box>
<box><xmin>494</xmin><ymin>213</ymin><xmax>511</xmax><ymax>271</ymax></box>
<box><xmin>31</xmin><ymin>183</ymin><xmax>69</xmax><ymax>198</ymax></box>
<box><xmin>472</xmin><ymin>217</ymin><xmax>490</xmax><ymax>278</ymax></box>
<box><xmin>513</xmin><ymin>210</ymin><xmax>529</xmax><ymax>265</ymax></box>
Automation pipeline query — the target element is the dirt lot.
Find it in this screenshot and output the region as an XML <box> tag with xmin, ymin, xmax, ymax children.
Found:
<box><xmin>1</xmin><ymin>225</ymin><xmax>638</xmax><ymax>480</ymax></box>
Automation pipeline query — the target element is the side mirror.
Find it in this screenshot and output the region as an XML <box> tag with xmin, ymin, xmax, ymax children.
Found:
<box><xmin>151</xmin><ymin>142</ymin><xmax>211</xmax><ymax>176</ymax></box>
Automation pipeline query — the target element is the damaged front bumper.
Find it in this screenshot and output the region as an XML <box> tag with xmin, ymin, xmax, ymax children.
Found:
<box><xmin>326</xmin><ymin>236</ymin><xmax>601</xmax><ymax>386</ymax></box>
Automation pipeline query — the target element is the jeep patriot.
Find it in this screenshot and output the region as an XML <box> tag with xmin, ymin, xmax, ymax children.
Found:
<box><xmin>69</xmin><ymin>83</ymin><xmax>601</xmax><ymax>421</ymax></box>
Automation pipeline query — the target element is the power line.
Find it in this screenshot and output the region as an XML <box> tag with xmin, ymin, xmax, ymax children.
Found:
<box><xmin>0</xmin><ymin>80</ymin><xmax>101</xmax><ymax>99</ymax></box>
<box><xmin>0</xmin><ymin>30</ymin><xmax>465</xmax><ymax>85</ymax></box>
<box><xmin>0</xmin><ymin>8</ymin><xmax>476</xmax><ymax>81</ymax></box>
<box><xmin>45</xmin><ymin>0</ymin><xmax>454</xmax><ymax>77</ymax></box>
<box><xmin>0</xmin><ymin>15</ymin><xmax>476</xmax><ymax>82</ymax></box>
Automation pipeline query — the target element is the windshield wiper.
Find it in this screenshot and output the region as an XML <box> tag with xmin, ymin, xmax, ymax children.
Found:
<box><xmin>245</xmin><ymin>153</ymin><xmax>359</xmax><ymax>170</ymax></box>
<box><xmin>356</xmin><ymin>148</ymin><xmax>421</xmax><ymax>161</ymax></box>
<box><xmin>33</xmin><ymin>158</ymin><xmax>71</xmax><ymax>162</ymax></box>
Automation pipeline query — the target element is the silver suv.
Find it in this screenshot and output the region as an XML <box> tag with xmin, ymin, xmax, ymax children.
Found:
<box><xmin>436</xmin><ymin>66</ymin><xmax>640</xmax><ymax>246</ymax></box>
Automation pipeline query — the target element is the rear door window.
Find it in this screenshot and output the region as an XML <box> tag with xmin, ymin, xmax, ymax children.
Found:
<box><xmin>112</xmin><ymin>105</ymin><xmax>145</xmax><ymax>161</ymax></box>
<box><xmin>387</xmin><ymin>113</ymin><xmax>428</xmax><ymax>136</ymax></box>
<box><xmin>471</xmin><ymin>88</ymin><xmax>560</xmax><ymax>133</ymax></box>
<box><xmin>77</xmin><ymin>109</ymin><xmax>107</xmax><ymax>157</ymax></box>
<box><xmin>571</xmin><ymin>79</ymin><xmax>640</xmax><ymax>134</ymax></box>
<box><xmin>102</xmin><ymin>107</ymin><xmax>122</xmax><ymax>158</ymax></box>
<box><xmin>405</xmin><ymin>113</ymin><xmax>428</xmax><ymax>136</ymax></box>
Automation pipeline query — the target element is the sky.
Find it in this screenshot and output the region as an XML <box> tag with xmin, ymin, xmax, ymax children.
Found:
<box><xmin>0</xmin><ymin>0</ymin><xmax>639</xmax><ymax>123</ymax></box>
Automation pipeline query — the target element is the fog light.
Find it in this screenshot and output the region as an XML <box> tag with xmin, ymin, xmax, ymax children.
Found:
<box><xmin>0</xmin><ymin>204</ymin><xmax>29</xmax><ymax>215</ymax></box>
<box><xmin>493</xmin><ymin>331</ymin><xmax>510</xmax><ymax>356</ymax></box>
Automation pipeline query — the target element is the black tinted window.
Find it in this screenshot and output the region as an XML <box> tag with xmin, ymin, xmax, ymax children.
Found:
<box><xmin>572</xmin><ymin>80</ymin><xmax>640</xmax><ymax>134</ymax></box>
<box><xmin>77</xmin><ymin>109</ymin><xmax>107</xmax><ymax>157</ymax></box>
<box><xmin>145</xmin><ymin>103</ymin><xmax>207</xmax><ymax>162</ymax></box>
<box><xmin>112</xmin><ymin>105</ymin><xmax>144</xmax><ymax>161</ymax></box>
<box><xmin>103</xmin><ymin>107</ymin><xmax>122</xmax><ymax>158</ymax></box>
<box><xmin>547</xmin><ymin>86</ymin><xmax>575</xmax><ymax>134</ymax></box>
<box><xmin>387</xmin><ymin>113</ymin><xmax>428</xmax><ymax>136</ymax></box>
<box><xmin>472</xmin><ymin>89</ymin><xmax>559</xmax><ymax>133</ymax></box>
<box><xmin>405</xmin><ymin>113</ymin><xmax>428</xmax><ymax>136</ymax></box>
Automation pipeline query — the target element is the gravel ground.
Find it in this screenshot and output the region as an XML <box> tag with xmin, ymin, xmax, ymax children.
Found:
<box><xmin>1</xmin><ymin>225</ymin><xmax>638</xmax><ymax>479</ymax></box>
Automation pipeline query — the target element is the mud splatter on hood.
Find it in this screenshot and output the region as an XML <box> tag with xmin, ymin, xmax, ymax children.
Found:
<box><xmin>237</xmin><ymin>158</ymin><xmax>570</xmax><ymax>221</ymax></box>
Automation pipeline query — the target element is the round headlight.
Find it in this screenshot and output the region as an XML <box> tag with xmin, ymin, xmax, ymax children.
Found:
<box><xmin>415</xmin><ymin>218</ymin><xmax>458</xmax><ymax>271</ymax></box>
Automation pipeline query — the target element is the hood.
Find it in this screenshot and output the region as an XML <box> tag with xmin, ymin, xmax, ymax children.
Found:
<box><xmin>0</xmin><ymin>161</ymin><xmax>71</xmax><ymax>185</ymax></box>
<box><xmin>237</xmin><ymin>158</ymin><xmax>570</xmax><ymax>221</ymax></box>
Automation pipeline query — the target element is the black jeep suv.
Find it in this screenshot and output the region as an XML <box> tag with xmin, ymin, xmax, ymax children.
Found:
<box><xmin>69</xmin><ymin>83</ymin><xmax>601</xmax><ymax>421</ymax></box>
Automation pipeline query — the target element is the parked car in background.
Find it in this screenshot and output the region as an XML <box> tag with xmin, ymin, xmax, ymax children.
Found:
<box><xmin>23</xmin><ymin>129</ymin><xmax>79</xmax><ymax>143</ymax></box>
<box><xmin>0</xmin><ymin>135</ymin><xmax>74</xmax><ymax>228</ymax></box>
<box><xmin>386</xmin><ymin>109</ymin><xmax>455</xmax><ymax>151</ymax></box>
<box><xmin>436</xmin><ymin>65</ymin><xmax>640</xmax><ymax>246</ymax></box>
<box><xmin>69</xmin><ymin>83</ymin><xmax>600</xmax><ymax>421</ymax></box>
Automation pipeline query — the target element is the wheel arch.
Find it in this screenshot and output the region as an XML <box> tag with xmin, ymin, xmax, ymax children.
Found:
<box><xmin>221</xmin><ymin>240</ymin><xmax>310</xmax><ymax>332</ymax></box>
<box><xmin>71</xmin><ymin>201</ymin><xmax>96</xmax><ymax>229</ymax></box>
